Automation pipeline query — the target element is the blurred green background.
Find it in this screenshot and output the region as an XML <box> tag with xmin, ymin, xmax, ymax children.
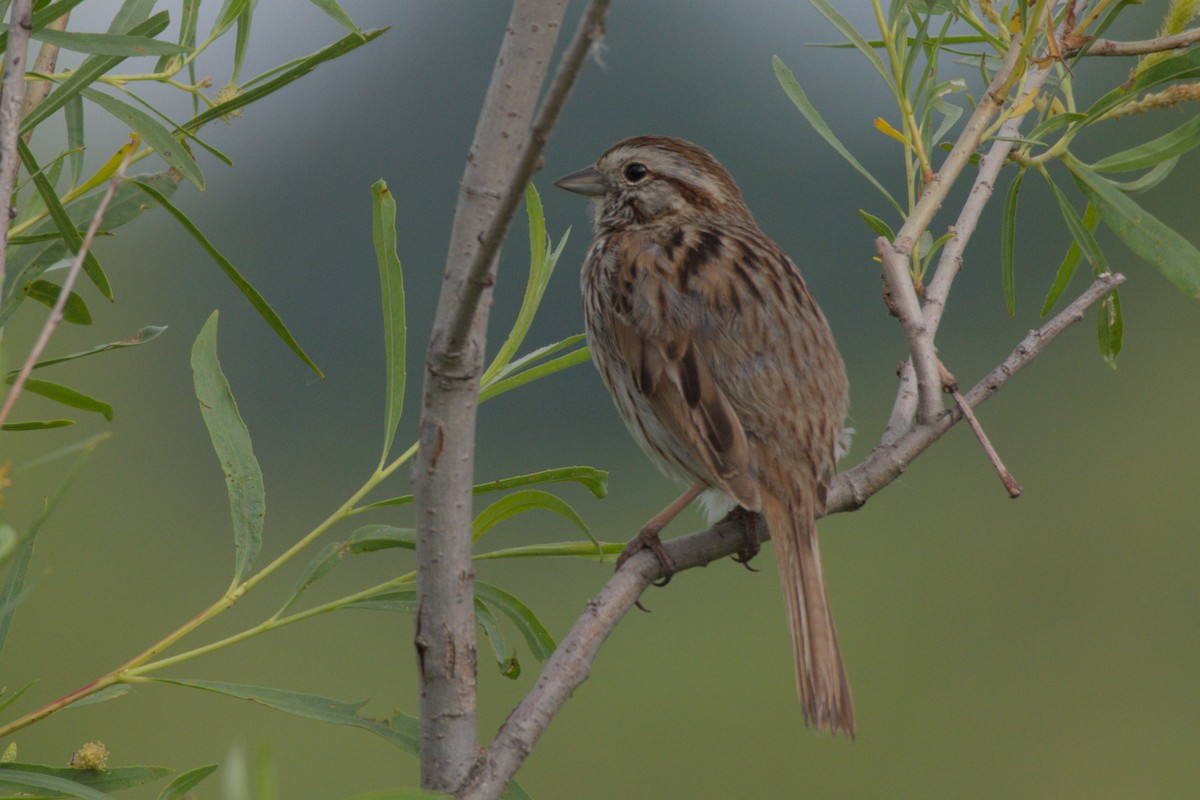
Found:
<box><xmin>2</xmin><ymin>1</ymin><xmax>1199</xmax><ymax>797</ymax></box>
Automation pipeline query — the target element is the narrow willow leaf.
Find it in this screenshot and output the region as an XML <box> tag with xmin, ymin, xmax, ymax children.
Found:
<box><xmin>1026</xmin><ymin>111</ymin><xmax>1088</xmax><ymax>141</ymax></box>
<box><xmin>858</xmin><ymin>209</ymin><xmax>895</xmax><ymax>239</ymax></box>
<box><xmin>30</xmin><ymin>28</ymin><xmax>188</xmax><ymax>56</ymax></box>
<box><xmin>309</xmin><ymin>0</ymin><xmax>363</xmax><ymax>34</ymax></box>
<box><xmin>1107</xmin><ymin>157</ymin><xmax>1178</xmax><ymax>194</ymax></box>
<box><xmin>477</xmin><ymin>346</ymin><xmax>590</xmax><ymax>403</ymax></box>
<box><xmin>475</xmin><ymin>598</ymin><xmax>519</xmax><ymax>678</ymax></box>
<box><xmin>16</xmin><ymin>140</ymin><xmax>111</xmax><ymax>299</ymax></box>
<box><xmin>773</xmin><ymin>56</ymin><xmax>902</xmax><ymax>214</ymax></box>
<box><xmin>108</xmin><ymin>0</ymin><xmax>156</xmax><ymax>32</ymax></box>
<box><xmin>277</xmin><ymin>525</ymin><xmax>414</xmax><ymax>616</ymax></box>
<box><xmin>486</xmin><ymin>332</ymin><xmax>586</xmax><ymax>385</ymax></box>
<box><xmin>2</xmin><ymin>172</ymin><xmax>178</xmax><ymax>327</ymax></box>
<box><xmin>371</xmin><ymin>180</ymin><xmax>405</xmax><ymax>463</ymax></box>
<box><xmin>357</xmin><ymin>464</ymin><xmax>608</xmax><ymax>511</ymax></box>
<box><xmin>482</xmin><ymin>184</ymin><xmax>570</xmax><ymax>385</ymax></box>
<box><xmin>1042</xmin><ymin>171</ymin><xmax>1106</xmax><ymax>271</ymax></box>
<box><xmin>472</xmin><ymin>490</ymin><xmax>596</xmax><ymax>551</ymax></box>
<box><xmin>81</xmin><ymin>88</ymin><xmax>204</xmax><ymax>189</ymax></box>
<box><xmin>65</xmin><ymin>95</ymin><xmax>85</xmax><ymax>187</ymax></box>
<box><xmin>809</xmin><ymin>0</ymin><xmax>894</xmax><ymax>89</ymax></box>
<box><xmin>2</xmin><ymin>419</ymin><xmax>74</xmax><ymax>430</ymax></box>
<box><xmin>1071</xmin><ymin>163</ymin><xmax>1200</xmax><ymax>297</ymax></box>
<box><xmin>347</xmin><ymin>589</ymin><xmax>416</xmax><ymax>613</ymax></box>
<box><xmin>210</xmin><ymin>0</ymin><xmax>252</xmax><ymax>39</ymax></box>
<box><xmin>232</xmin><ymin>0</ymin><xmax>255</xmax><ymax>82</ymax></box>
<box><xmin>1098</xmin><ymin>289</ymin><xmax>1123</xmax><ymax>368</ymax></box>
<box><xmin>114</xmin><ymin>86</ymin><xmax>234</xmax><ymax>166</ymax></box>
<box><xmin>184</xmin><ymin>28</ymin><xmax>388</xmax><ymax>131</ymax></box>
<box><xmin>0</xmin><ymin>768</ymin><xmax>113</xmax><ymax>799</ymax></box>
<box><xmin>158</xmin><ymin>764</ymin><xmax>218</xmax><ymax>800</ymax></box>
<box><xmin>191</xmin><ymin>312</ymin><xmax>265</xmax><ymax>585</ymax></box>
<box><xmin>1042</xmin><ymin>202</ymin><xmax>1100</xmax><ymax>316</ymax></box>
<box><xmin>1090</xmin><ymin>114</ymin><xmax>1200</xmax><ymax>173</ymax></box>
<box><xmin>0</xmin><ymin>681</ymin><xmax>34</xmax><ymax>715</ymax></box>
<box><xmin>474</xmin><ymin>541</ymin><xmax>625</xmax><ymax>562</ymax></box>
<box><xmin>18</xmin><ymin>325</ymin><xmax>165</xmax><ymax>372</ymax></box>
<box><xmin>16</xmin><ymin>380</ymin><xmax>113</xmax><ymax>421</ymax></box>
<box><xmin>19</xmin><ymin>13</ymin><xmax>171</xmax><ymax>136</ymax></box>
<box><xmin>1080</xmin><ymin>47</ymin><xmax>1200</xmax><ymax>123</ymax></box>
<box><xmin>0</xmin><ymin>764</ymin><xmax>169</xmax><ymax>795</ymax></box>
<box><xmin>474</xmin><ymin>581</ymin><xmax>556</xmax><ymax>660</ymax></box>
<box><xmin>0</xmin><ymin>434</ymin><xmax>102</xmax><ymax>655</ymax></box>
<box><xmin>25</xmin><ymin>279</ymin><xmax>92</xmax><ymax>324</ymax></box>
<box><xmin>69</xmin><ymin>684</ymin><xmax>130</xmax><ymax>707</ymax></box>
<box><xmin>151</xmin><ymin>678</ymin><xmax>420</xmax><ymax>754</ymax></box>
<box><xmin>1000</xmin><ymin>169</ymin><xmax>1024</xmax><ymax>315</ymax></box>
<box><xmin>134</xmin><ymin>179</ymin><xmax>323</xmax><ymax>378</ymax></box>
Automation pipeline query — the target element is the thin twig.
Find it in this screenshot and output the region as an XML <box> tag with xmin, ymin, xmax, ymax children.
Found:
<box><xmin>1067</xmin><ymin>27</ymin><xmax>1200</xmax><ymax>57</ymax></box>
<box><xmin>0</xmin><ymin>150</ymin><xmax>135</xmax><ymax>429</ymax></box>
<box><xmin>462</xmin><ymin>272</ymin><xmax>1124</xmax><ymax>800</ymax></box>
<box><xmin>0</xmin><ymin>0</ymin><xmax>35</xmax><ymax>291</ymax></box>
<box><xmin>939</xmin><ymin>361</ymin><xmax>1021</xmax><ymax>497</ymax></box>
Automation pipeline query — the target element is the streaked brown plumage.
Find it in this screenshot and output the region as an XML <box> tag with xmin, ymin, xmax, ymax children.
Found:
<box><xmin>556</xmin><ymin>135</ymin><xmax>854</xmax><ymax>736</ymax></box>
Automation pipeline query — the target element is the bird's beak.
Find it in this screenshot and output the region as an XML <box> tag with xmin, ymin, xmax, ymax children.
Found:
<box><xmin>553</xmin><ymin>166</ymin><xmax>606</xmax><ymax>196</ymax></box>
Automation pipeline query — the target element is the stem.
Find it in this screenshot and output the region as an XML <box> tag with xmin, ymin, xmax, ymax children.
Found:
<box><xmin>0</xmin><ymin>0</ymin><xmax>35</xmax><ymax>293</ymax></box>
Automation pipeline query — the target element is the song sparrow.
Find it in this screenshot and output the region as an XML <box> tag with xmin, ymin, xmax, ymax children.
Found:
<box><xmin>555</xmin><ymin>135</ymin><xmax>854</xmax><ymax>736</ymax></box>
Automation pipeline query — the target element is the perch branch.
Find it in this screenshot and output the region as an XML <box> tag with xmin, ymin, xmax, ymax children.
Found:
<box><xmin>461</xmin><ymin>272</ymin><xmax>1124</xmax><ymax>800</ymax></box>
<box><xmin>412</xmin><ymin>0</ymin><xmax>611</xmax><ymax>794</ymax></box>
<box><xmin>939</xmin><ymin>361</ymin><xmax>1022</xmax><ymax>497</ymax></box>
<box><xmin>1067</xmin><ymin>27</ymin><xmax>1200</xmax><ymax>57</ymax></box>
<box><xmin>0</xmin><ymin>151</ymin><xmax>134</xmax><ymax>429</ymax></box>
<box><xmin>0</xmin><ymin>0</ymin><xmax>34</xmax><ymax>292</ymax></box>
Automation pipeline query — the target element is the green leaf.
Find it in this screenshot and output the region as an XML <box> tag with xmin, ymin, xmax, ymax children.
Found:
<box><xmin>475</xmin><ymin>598</ymin><xmax>519</xmax><ymax>678</ymax></box>
<box><xmin>191</xmin><ymin>312</ymin><xmax>265</xmax><ymax>585</ymax></box>
<box><xmin>14</xmin><ymin>379</ymin><xmax>113</xmax><ymax>421</ymax></box>
<box><xmin>372</xmin><ymin>180</ymin><xmax>405</xmax><ymax>464</ymax></box>
<box><xmin>184</xmin><ymin>27</ymin><xmax>388</xmax><ymax>131</ymax></box>
<box><xmin>1</xmin><ymin>419</ymin><xmax>75</xmax><ymax>430</ymax></box>
<box><xmin>210</xmin><ymin>0</ymin><xmax>252</xmax><ymax>39</ymax></box>
<box><xmin>133</xmin><ymin>179</ymin><xmax>323</xmax><ymax>378</ymax></box>
<box><xmin>1080</xmin><ymin>47</ymin><xmax>1200</xmax><ymax>123</ymax></box>
<box><xmin>358</xmin><ymin>464</ymin><xmax>608</xmax><ymax>511</ymax></box>
<box><xmin>1071</xmin><ymin>162</ymin><xmax>1200</xmax><ymax>297</ymax></box>
<box><xmin>477</xmin><ymin>346</ymin><xmax>590</xmax><ymax>403</ymax></box>
<box><xmin>107</xmin><ymin>0</ymin><xmax>156</xmax><ymax>33</ymax></box>
<box><xmin>309</xmin><ymin>0</ymin><xmax>363</xmax><ymax>34</ymax></box>
<box><xmin>0</xmin><ymin>764</ymin><xmax>169</xmax><ymax>796</ymax></box>
<box><xmin>19</xmin><ymin>12</ymin><xmax>171</xmax><ymax>136</ymax></box>
<box><xmin>1042</xmin><ymin>202</ymin><xmax>1100</xmax><ymax>316</ymax></box>
<box><xmin>69</xmin><ymin>684</ymin><xmax>131</xmax><ymax>708</ymax></box>
<box><xmin>15</xmin><ymin>325</ymin><xmax>166</xmax><ymax>372</ymax></box>
<box><xmin>0</xmin><ymin>434</ymin><xmax>104</xmax><ymax>657</ymax></box>
<box><xmin>1091</xmin><ymin>114</ymin><xmax>1200</xmax><ymax>173</ymax></box>
<box><xmin>1042</xmin><ymin>170</ymin><xmax>1106</xmax><ymax>273</ymax></box>
<box><xmin>1106</xmin><ymin>157</ymin><xmax>1179</xmax><ymax>194</ymax></box>
<box><xmin>808</xmin><ymin>0</ymin><xmax>894</xmax><ymax>90</ymax></box>
<box><xmin>472</xmin><ymin>490</ymin><xmax>596</xmax><ymax>551</ymax></box>
<box><xmin>25</xmin><ymin>279</ymin><xmax>92</xmax><ymax>324</ymax></box>
<box><xmin>232</xmin><ymin>0</ymin><xmax>256</xmax><ymax>82</ymax></box>
<box><xmin>474</xmin><ymin>581</ymin><xmax>556</xmax><ymax>661</ymax></box>
<box><xmin>276</xmin><ymin>525</ymin><xmax>414</xmax><ymax>616</ymax></box>
<box><xmin>81</xmin><ymin>88</ymin><xmax>204</xmax><ymax>189</ymax></box>
<box><xmin>151</xmin><ymin>678</ymin><xmax>420</xmax><ymax>754</ymax></box>
<box><xmin>16</xmin><ymin>140</ymin><xmax>111</xmax><ymax>299</ymax></box>
<box><xmin>1000</xmin><ymin>169</ymin><xmax>1024</xmax><ymax>315</ymax></box>
<box><xmin>65</xmin><ymin>95</ymin><xmax>85</xmax><ymax>188</ymax></box>
<box><xmin>482</xmin><ymin>184</ymin><xmax>571</xmax><ymax>386</ymax></box>
<box><xmin>858</xmin><ymin>209</ymin><xmax>895</xmax><ymax>239</ymax></box>
<box><xmin>773</xmin><ymin>56</ymin><xmax>902</xmax><ymax>214</ymax></box>
<box><xmin>347</xmin><ymin>589</ymin><xmax>416</xmax><ymax>613</ymax></box>
<box><xmin>158</xmin><ymin>764</ymin><xmax>218</xmax><ymax>800</ymax></box>
<box><xmin>1098</xmin><ymin>289</ymin><xmax>1123</xmax><ymax>368</ymax></box>
<box><xmin>2</xmin><ymin>172</ymin><xmax>178</xmax><ymax>327</ymax></box>
<box><xmin>484</xmin><ymin>332</ymin><xmax>586</xmax><ymax>386</ymax></box>
<box><xmin>474</xmin><ymin>541</ymin><xmax>624</xmax><ymax>562</ymax></box>
<box><xmin>29</xmin><ymin>28</ymin><xmax>189</xmax><ymax>56</ymax></box>
<box><xmin>0</xmin><ymin>681</ymin><xmax>35</xmax><ymax>715</ymax></box>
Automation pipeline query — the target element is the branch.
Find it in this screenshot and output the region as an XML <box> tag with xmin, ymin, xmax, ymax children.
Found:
<box><xmin>411</xmin><ymin>0</ymin><xmax>610</xmax><ymax>794</ymax></box>
<box><xmin>0</xmin><ymin>150</ymin><xmax>134</xmax><ymax>428</ymax></box>
<box><xmin>1067</xmin><ymin>27</ymin><xmax>1200</xmax><ymax>57</ymax></box>
<box><xmin>462</xmin><ymin>272</ymin><xmax>1124</xmax><ymax>800</ymax></box>
<box><xmin>0</xmin><ymin>0</ymin><xmax>34</xmax><ymax>292</ymax></box>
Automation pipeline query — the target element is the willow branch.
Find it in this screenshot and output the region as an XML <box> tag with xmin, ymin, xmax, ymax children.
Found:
<box><xmin>1067</xmin><ymin>27</ymin><xmax>1200</xmax><ymax>57</ymax></box>
<box><xmin>463</xmin><ymin>271</ymin><xmax>1124</xmax><ymax>800</ymax></box>
<box><xmin>19</xmin><ymin>11</ymin><xmax>69</xmax><ymax>141</ymax></box>
<box><xmin>412</xmin><ymin>0</ymin><xmax>611</xmax><ymax>794</ymax></box>
<box><xmin>0</xmin><ymin>0</ymin><xmax>34</xmax><ymax>292</ymax></box>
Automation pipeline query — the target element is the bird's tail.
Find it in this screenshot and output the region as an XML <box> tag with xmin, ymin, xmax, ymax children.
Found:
<box><xmin>761</xmin><ymin>488</ymin><xmax>855</xmax><ymax>738</ymax></box>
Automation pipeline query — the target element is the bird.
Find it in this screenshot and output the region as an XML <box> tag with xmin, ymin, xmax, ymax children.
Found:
<box><xmin>555</xmin><ymin>135</ymin><xmax>854</xmax><ymax>736</ymax></box>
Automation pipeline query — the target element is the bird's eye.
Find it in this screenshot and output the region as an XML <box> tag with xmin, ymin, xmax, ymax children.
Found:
<box><xmin>623</xmin><ymin>162</ymin><xmax>649</xmax><ymax>183</ymax></box>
